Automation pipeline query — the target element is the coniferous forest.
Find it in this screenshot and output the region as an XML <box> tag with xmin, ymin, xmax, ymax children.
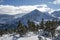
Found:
<box><xmin>0</xmin><ymin>19</ymin><xmax>60</xmax><ymax>38</ymax></box>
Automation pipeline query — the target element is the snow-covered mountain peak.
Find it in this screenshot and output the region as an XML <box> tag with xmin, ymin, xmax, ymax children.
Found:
<box><xmin>32</xmin><ymin>9</ymin><xmax>40</xmax><ymax>12</ymax></box>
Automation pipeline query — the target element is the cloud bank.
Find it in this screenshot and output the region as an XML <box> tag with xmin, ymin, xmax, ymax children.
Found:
<box><xmin>0</xmin><ymin>4</ymin><xmax>55</xmax><ymax>15</ymax></box>
<box><xmin>49</xmin><ymin>0</ymin><xmax>60</xmax><ymax>5</ymax></box>
<box><xmin>53</xmin><ymin>0</ymin><xmax>60</xmax><ymax>4</ymax></box>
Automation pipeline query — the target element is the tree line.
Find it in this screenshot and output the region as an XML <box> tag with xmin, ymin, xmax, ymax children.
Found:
<box><xmin>0</xmin><ymin>19</ymin><xmax>60</xmax><ymax>37</ymax></box>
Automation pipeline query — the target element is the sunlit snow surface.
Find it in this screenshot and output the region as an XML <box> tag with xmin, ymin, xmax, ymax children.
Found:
<box><xmin>0</xmin><ymin>26</ymin><xmax>60</xmax><ymax>40</ymax></box>
<box><xmin>0</xmin><ymin>34</ymin><xmax>38</xmax><ymax>40</ymax></box>
<box><xmin>0</xmin><ymin>32</ymin><xmax>51</xmax><ymax>40</ymax></box>
<box><xmin>0</xmin><ymin>34</ymin><xmax>51</xmax><ymax>40</ymax></box>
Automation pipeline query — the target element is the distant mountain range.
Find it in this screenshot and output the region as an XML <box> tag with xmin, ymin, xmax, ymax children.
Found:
<box><xmin>0</xmin><ymin>9</ymin><xmax>60</xmax><ymax>29</ymax></box>
<box><xmin>51</xmin><ymin>11</ymin><xmax>60</xmax><ymax>18</ymax></box>
<box><xmin>20</xmin><ymin>9</ymin><xmax>57</xmax><ymax>25</ymax></box>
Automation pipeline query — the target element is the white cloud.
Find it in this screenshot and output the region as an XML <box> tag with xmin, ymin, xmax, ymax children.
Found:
<box><xmin>0</xmin><ymin>5</ymin><xmax>35</xmax><ymax>15</ymax></box>
<box><xmin>49</xmin><ymin>0</ymin><xmax>60</xmax><ymax>5</ymax></box>
<box><xmin>53</xmin><ymin>0</ymin><xmax>60</xmax><ymax>4</ymax></box>
<box><xmin>36</xmin><ymin>4</ymin><xmax>51</xmax><ymax>12</ymax></box>
<box><xmin>19</xmin><ymin>6</ymin><xmax>36</xmax><ymax>13</ymax></box>
<box><xmin>35</xmin><ymin>4</ymin><xmax>54</xmax><ymax>14</ymax></box>
<box><xmin>0</xmin><ymin>5</ymin><xmax>37</xmax><ymax>15</ymax></box>
<box><xmin>0</xmin><ymin>4</ymin><xmax>54</xmax><ymax>15</ymax></box>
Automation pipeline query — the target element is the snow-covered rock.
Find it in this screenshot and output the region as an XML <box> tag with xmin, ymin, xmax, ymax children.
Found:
<box><xmin>56</xmin><ymin>26</ymin><xmax>60</xmax><ymax>30</ymax></box>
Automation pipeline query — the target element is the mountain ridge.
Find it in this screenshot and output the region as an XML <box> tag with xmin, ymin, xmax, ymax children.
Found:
<box><xmin>20</xmin><ymin>9</ymin><xmax>57</xmax><ymax>25</ymax></box>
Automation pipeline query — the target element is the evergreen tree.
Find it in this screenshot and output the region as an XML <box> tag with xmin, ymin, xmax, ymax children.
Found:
<box><xmin>0</xmin><ymin>30</ymin><xmax>3</xmax><ymax>36</ymax></box>
<box><xmin>58</xmin><ymin>20</ymin><xmax>60</xmax><ymax>26</ymax></box>
<box><xmin>39</xmin><ymin>19</ymin><xmax>44</xmax><ymax>29</ymax></box>
<box><xmin>45</xmin><ymin>20</ymin><xmax>57</xmax><ymax>39</ymax></box>
<box><xmin>44</xmin><ymin>20</ymin><xmax>50</xmax><ymax>31</ymax></box>
<box><xmin>17</xmin><ymin>21</ymin><xmax>27</xmax><ymax>37</ymax></box>
<box><xmin>28</xmin><ymin>20</ymin><xmax>38</xmax><ymax>32</ymax></box>
<box><xmin>50</xmin><ymin>19</ymin><xmax>57</xmax><ymax>38</ymax></box>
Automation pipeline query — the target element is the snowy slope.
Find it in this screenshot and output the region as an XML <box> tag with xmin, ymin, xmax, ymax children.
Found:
<box><xmin>18</xmin><ymin>35</ymin><xmax>38</xmax><ymax>40</ymax></box>
<box><xmin>0</xmin><ymin>34</ymin><xmax>51</xmax><ymax>40</ymax></box>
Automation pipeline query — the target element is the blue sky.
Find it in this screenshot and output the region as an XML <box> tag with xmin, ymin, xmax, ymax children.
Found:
<box><xmin>0</xmin><ymin>0</ymin><xmax>53</xmax><ymax>5</ymax></box>
<box><xmin>0</xmin><ymin>0</ymin><xmax>60</xmax><ymax>9</ymax></box>
<box><xmin>0</xmin><ymin>0</ymin><xmax>60</xmax><ymax>15</ymax></box>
